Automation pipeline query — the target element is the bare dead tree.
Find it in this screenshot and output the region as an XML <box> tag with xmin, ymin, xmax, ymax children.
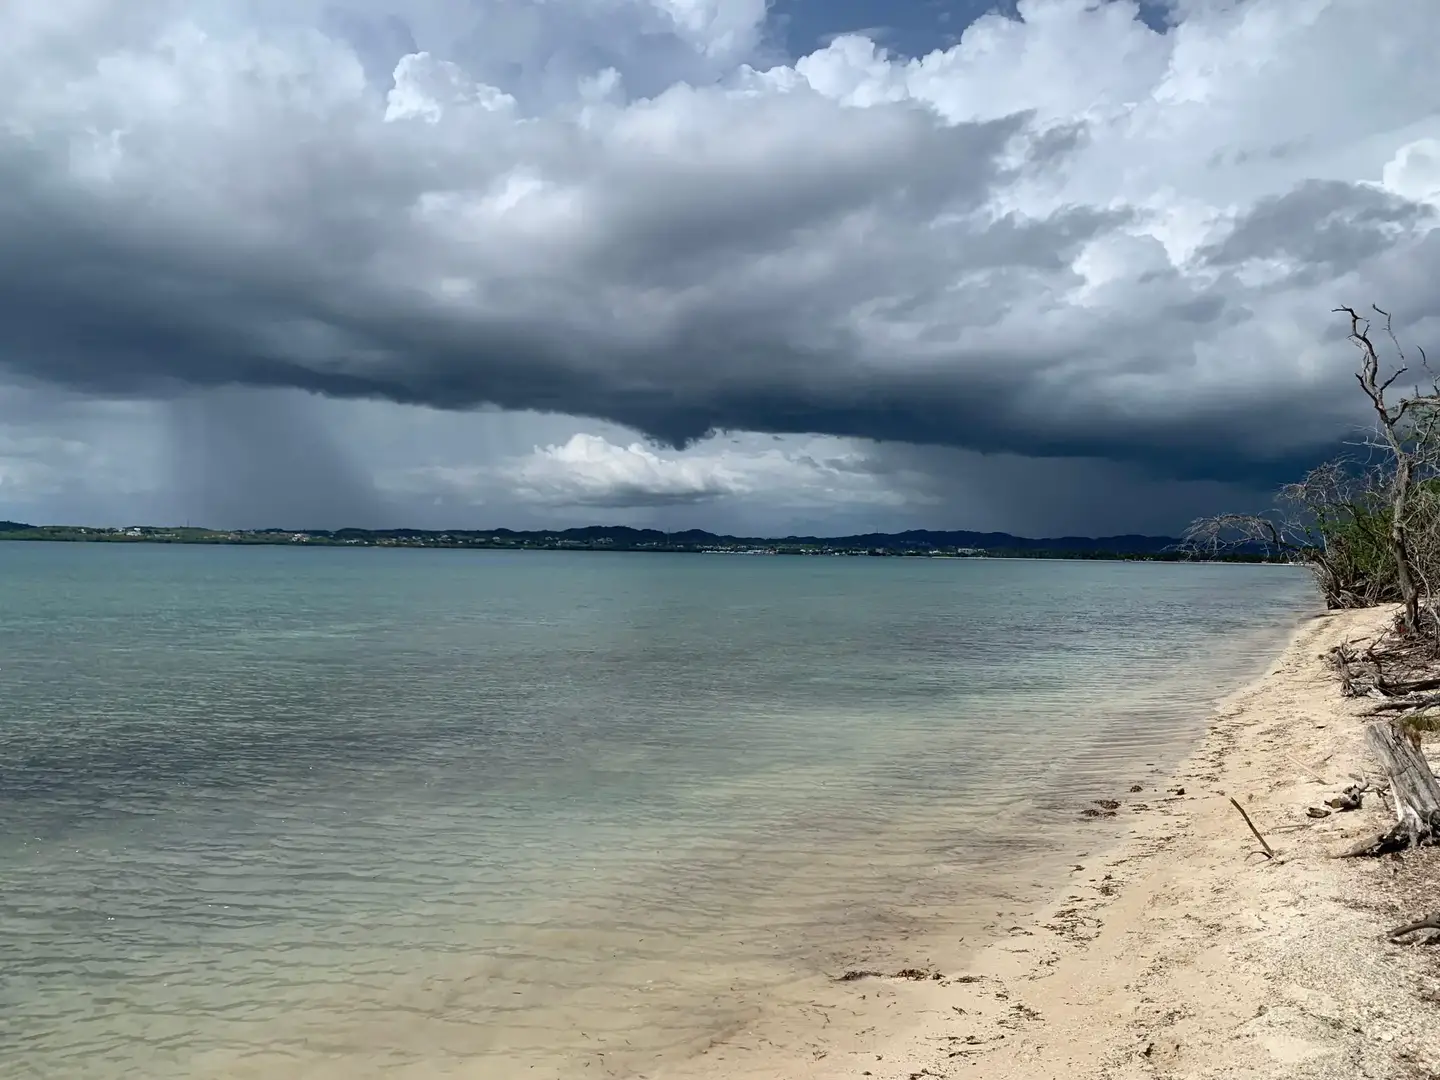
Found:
<box><xmin>1191</xmin><ymin>306</ymin><xmax>1440</xmax><ymax>634</ymax></box>
<box><xmin>1185</xmin><ymin>457</ymin><xmax>1394</xmax><ymax>610</ymax></box>
<box><xmin>1336</xmin><ymin>305</ymin><xmax>1434</xmax><ymax>634</ymax></box>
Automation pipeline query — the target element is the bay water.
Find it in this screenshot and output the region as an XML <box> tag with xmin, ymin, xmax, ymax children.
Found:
<box><xmin>0</xmin><ymin>544</ymin><xmax>1315</xmax><ymax>1078</ymax></box>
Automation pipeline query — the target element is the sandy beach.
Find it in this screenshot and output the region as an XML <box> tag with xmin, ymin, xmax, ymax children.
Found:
<box><xmin>667</xmin><ymin>606</ymin><xmax>1440</xmax><ymax>1080</ymax></box>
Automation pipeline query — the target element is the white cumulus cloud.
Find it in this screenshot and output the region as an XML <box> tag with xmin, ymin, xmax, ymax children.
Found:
<box><xmin>510</xmin><ymin>434</ymin><xmax>744</xmax><ymax>505</ymax></box>
<box><xmin>385</xmin><ymin>431</ymin><xmax>912</xmax><ymax>511</ymax></box>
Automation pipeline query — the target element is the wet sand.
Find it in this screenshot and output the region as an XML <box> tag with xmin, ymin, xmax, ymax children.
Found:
<box><xmin>661</xmin><ymin>606</ymin><xmax>1440</xmax><ymax>1080</ymax></box>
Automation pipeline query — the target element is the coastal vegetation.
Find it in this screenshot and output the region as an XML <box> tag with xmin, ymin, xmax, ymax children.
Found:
<box><xmin>1191</xmin><ymin>305</ymin><xmax>1440</xmax><ymax>861</ymax></box>
<box><xmin>1189</xmin><ymin>307</ymin><xmax>1440</xmax><ymax>626</ymax></box>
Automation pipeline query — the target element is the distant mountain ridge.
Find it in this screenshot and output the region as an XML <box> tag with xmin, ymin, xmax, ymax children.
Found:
<box><xmin>370</xmin><ymin>525</ymin><xmax>1187</xmax><ymax>553</ymax></box>
<box><xmin>39</xmin><ymin>521</ymin><xmax>1186</xmax><ymax>553</ymax></box>
<box><xmin>0</xmin><ymin>520</ymin><xmax>1258</xmax><ymax>557</ymax></box>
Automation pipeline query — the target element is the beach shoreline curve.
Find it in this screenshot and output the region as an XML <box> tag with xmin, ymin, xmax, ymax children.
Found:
<box><xmin>663</xmin><ymin>605</ymin><xmax>1440</xmax><ymax>1080</ymax></box>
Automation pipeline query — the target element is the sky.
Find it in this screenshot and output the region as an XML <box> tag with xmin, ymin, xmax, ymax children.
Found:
<box><xmin>1</xmin><ymin>0</ymin><xmax>1438</xmax><ymax>537</ymax></box>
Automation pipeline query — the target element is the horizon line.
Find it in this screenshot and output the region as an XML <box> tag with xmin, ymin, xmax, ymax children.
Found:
<box><xmin>0</xmin><ymin>520</ymin><xmax>1192</xmax><ymax>543</ymax></box>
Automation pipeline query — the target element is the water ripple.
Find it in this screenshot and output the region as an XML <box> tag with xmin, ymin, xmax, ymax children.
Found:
<box><xmin>0</xmin><ymin>546</ymin><xmax>1316</xmax><ymax>1078</ymax></box>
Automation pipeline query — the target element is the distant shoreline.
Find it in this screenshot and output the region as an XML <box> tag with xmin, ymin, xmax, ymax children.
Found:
<box><xmin>0</xmin><ymin>523</ymin><xmax>1284</xmax><ymax>563</ymax></box>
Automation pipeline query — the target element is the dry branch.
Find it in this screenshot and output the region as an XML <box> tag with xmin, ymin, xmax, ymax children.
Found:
<box><xmin>1366</xmin><ymin>695</ymin><xmax>1440</xmax><ymax>714</ymax></box>
<box><xmin>1388</xmin><ymin>913</ymin><xmax>1440</xmax><ymax>941</ymax></box>
<box><xmin>1228</xmin><ymin>796</ymin><xmax>1275</xmax><ymax>859</ymax></box>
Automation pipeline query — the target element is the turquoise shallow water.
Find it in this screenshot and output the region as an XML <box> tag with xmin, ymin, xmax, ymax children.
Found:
<box><xmin>0</xmin><ymin>544</ymin><xmax>1316</xmax><ymax>1078</ymax></box>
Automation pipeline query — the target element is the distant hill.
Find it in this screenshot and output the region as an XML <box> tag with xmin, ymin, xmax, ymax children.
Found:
<box><xmin>268</xmin><ymin>524</ymin><xmax>1189</xmax><ymax>554</ymax></box>
<box><xmin>0</xmin><ymin>520</ymin><xmax>1242</xmax><ymax>557</ymax></box>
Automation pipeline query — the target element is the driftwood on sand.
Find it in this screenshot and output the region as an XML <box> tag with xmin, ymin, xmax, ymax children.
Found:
<box><xmin>1388</xmin><ymin>913</ymin><xmax>1440</xmax><ymax>942</ymax></box>
<box><xmin>1339</xmin><ymin>720</ymin><xmax>1440</xmax><ymax>857</ymax></box>
<box><xmin>1227</xmin><ymin>797</ymin><xmax>1275</xmax><ymax>859</ymax></box>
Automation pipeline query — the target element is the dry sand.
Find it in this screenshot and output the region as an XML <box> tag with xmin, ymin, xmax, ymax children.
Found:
<box><xmin>664</xmin><ymin>606</ymin><xmax>1440</xmax><ymax>1080</ymax></box>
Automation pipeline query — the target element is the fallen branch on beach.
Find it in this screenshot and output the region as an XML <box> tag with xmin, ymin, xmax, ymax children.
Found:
<box><xmin>1366</xmin><ymin>694</ymin><xmax>1440</xmax><ymax>713</ymax></box>
<box><xmin>1286</xmin><ymin>752</ymin><xmax>1330</xmax><ymax>784</ymax></box>
<box><xmin>1388</xmin><ymin>913</ymin><xmax>1440</xmax><ymax>942</ymax></box>
<box><xmin>834</xmin><ymin>968</ymin><xmax>943</xmax><ymax>983</ymax></box>
<box><xmin>1324</xmin><ymin>636</ymin><xmax>1439</xmax><ymax>699</ymax></box>
<box><xmin>1330</xmin><ymin>641</ymin><xmax>1376</xmax><ymax>697</ymax></box>
<box><xmin>1330</xmin><ymin>620</ymin><xmax>1440</xmax><ymax>701</ymax></box>
<box><xmin>1390</xmin><ymin>677</ymin><xmax>1440</xmax><ymax>693</ymax></box>
<box><xmin>1341</xmin><ymin>820</ymin><xmax>1422</xmax><ymax>857</ymax></box>
<box><xmin>1228</xmin><ymin>796</ymin><xmax>1276</xmax><ymax>859</ymax></box>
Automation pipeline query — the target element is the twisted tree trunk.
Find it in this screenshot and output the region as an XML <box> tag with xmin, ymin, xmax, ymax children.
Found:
<box><xmin>1340</xmin><ymin>720</ymin><xmax>1440</xmax><ymax>855</ymax></box>
<box><xmin>1390</xmin><ymin>453</ymin><xmax>1422</xmax><ymax>633</ymax></box>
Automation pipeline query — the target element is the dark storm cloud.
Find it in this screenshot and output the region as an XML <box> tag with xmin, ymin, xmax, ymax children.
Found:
<box><xmin>861</xmin><ymin>441</ymin><xmax>1279</xmax><ymax>538</ymax></box>
<box><xmin>0</xmin><ymin>168</ymin><xmax>1412</xmax><ymax>488</ymax></box>
<box><xmin>2</xmin><ymin>0</ymin><xmax>1439</xmax><ymax>504</ymax></box>
<box><xmin>1200</xmin><ymin>180</ymin><xmax>1436</xmax><ymax>271</ymax></box>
